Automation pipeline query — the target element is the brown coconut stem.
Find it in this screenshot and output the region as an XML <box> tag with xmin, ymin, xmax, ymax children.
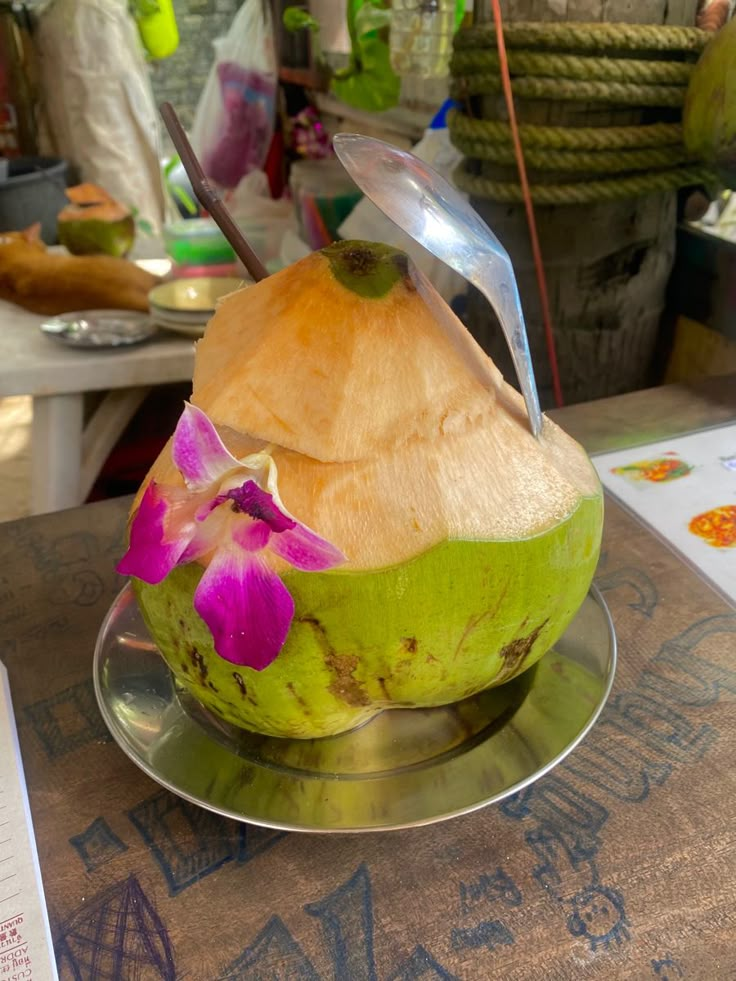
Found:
<box><xmin>159</xmin><ymin>101</ymin><xmax>269</xmax><ymax>282</ymax></box>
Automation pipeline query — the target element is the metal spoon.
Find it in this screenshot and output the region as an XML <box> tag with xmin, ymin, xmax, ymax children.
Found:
<box><xmin>333</xmin><ymin>133</ymin><xmax>543</xmax><ymax>438</ymax></box>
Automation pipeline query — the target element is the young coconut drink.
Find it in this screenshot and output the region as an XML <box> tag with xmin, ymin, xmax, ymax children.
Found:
<box><xmin>57</xmin><ymin>183</ymin><xmax>136</xmax><ymax>258</ymax></box>
<box><xmin>118</xmin><ymin>241</ymin><xmax>603</xmax><ymax>739</ymax></box>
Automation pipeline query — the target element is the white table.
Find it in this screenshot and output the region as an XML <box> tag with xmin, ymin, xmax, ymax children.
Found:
<box><xmin>0</xmin><ymin>301</ymin><xmax>195</xmax><ymax>514</ymax></box>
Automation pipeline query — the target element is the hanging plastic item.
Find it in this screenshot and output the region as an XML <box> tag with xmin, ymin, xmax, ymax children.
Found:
<box><xmin>190</xmin><ymin>0</ymin><xmax>277</xmax><ymax>190</ymax></box>
<box><xmin>390</xmin><ymin>0</ymin><xmax>465</xmax><ymax>79</ymax></box>
<box><xmin>130</xmin><ymin>0</ymin><xmax>180</xmax><ymax>60</ymax></box>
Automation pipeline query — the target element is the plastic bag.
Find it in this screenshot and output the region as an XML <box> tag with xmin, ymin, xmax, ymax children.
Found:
<box><xmin>190</xmin><ymin>0</ymin><xmax>277</xmax><ymax>190</ymax></box>
<box><xmin>227</xmin><ymin>169</ymin><xmax>297</xmax><ymax>272</ymax></box>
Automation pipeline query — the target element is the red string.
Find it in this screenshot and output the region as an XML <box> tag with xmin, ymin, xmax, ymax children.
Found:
<box><xmin>490</xmin><ymin>0</ymin><xmax>564</xmax><ymax>407</ymax></box>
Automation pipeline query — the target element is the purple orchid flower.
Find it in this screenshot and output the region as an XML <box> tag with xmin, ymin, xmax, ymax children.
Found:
<box><xmin>117</xmin><ymin>403</ymin><xmax>345</xmax><ymax>670</ymax></box>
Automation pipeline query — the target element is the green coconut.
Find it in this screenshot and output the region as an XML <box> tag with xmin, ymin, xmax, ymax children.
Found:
<box><xmin>683</xmin><ymin>17</ymin><xmax>736</xmax><ymax>186</ymax></box>
<box><xmin>127</xmin><ymin>241</ymin><xmax>604</xmax><ymax>739</ymax></box>
<box><xmin>145</xmin><ymin>647</ymin><xmax>602</xmax><ymax>829</ymax></box>
<box><xmin>57</xmin><ymin>183</ymin><xmax>135</xmax><ymax>257</ymax></box>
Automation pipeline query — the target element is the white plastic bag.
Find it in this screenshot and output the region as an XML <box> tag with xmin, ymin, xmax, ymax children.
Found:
<box><xmin>190</xmin><ymin>0</ymin><xmax>277</xmax><ymax>190</ymax></box>
<box><xmin>228</xmin><ymin>169</ymin><xmax>297</xmax><ymax>271</ymax></box>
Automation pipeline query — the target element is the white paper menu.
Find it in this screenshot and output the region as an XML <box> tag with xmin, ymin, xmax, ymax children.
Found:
<box><xmin>593</xmin><ymin>422</ymin><xmax>736</xmax><ymax>607</ymax></box>
<box><xmin>0</xmin><ymin>662</ymin><xmax>58</xmax><ymax>981</ymax></box>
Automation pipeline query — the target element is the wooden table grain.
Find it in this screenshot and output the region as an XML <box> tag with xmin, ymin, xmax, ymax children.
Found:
<box><xmin>1</xmin><ymin>377</ymin><xmax>735</xmax><ymax>981</ymax></box>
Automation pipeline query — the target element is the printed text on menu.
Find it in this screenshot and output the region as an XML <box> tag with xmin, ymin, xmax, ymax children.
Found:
<box><xmin>0</xmin><ymin>663</ymin><xmax>58</xmax><ymax>980</ymax></box>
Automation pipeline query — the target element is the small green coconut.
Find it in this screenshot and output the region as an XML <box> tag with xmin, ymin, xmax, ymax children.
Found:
<box><xmin>57</xmin><ymin>183</ymin><xmax>135</xmax><ymax>257</ymax></box>
<box><xmin>683</xmin><ymin>17</ymin><xmax>736</xmax><ymax>186</ymax></box>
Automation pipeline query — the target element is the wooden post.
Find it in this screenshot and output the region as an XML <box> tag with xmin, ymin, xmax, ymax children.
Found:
<box><xmin>461</xmin><ymin>0</ymin><xmax>700</xmax><ymax>406</ymax></box>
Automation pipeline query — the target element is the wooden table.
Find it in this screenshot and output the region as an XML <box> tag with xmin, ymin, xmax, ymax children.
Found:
<box><xmin>0</xmin><ymin>300</ymin><xmax>194</xmax><ymax>514</ymax></box>
<box><xmin>1</xmin><ymin>376</ymin><xmax>735</xmax><ymax>980</ymax></box>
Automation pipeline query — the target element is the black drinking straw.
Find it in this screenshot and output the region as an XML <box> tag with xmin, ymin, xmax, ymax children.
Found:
<box><xmin>159</xmin><ymin>101</ymin><xmax>269</xmax><ymax>283</ymax></box>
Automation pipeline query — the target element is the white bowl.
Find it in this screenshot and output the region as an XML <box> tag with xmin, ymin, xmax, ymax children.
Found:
<box><xmin>149</xmin><ymin>304</ymin><xmax>211</xmax><ymax>327</ymax></box>
<box><xmin>152</xmin><ymin>319</ymin><xmax>208</xmax><ymax>338</ymax></box>
<box><xmin>147</xmin><ymin>276</ymin><xmax>246</xmax><ymax>315</ymax></box>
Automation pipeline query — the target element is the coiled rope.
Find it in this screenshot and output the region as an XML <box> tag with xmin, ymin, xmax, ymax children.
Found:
<box><xmin>449</xmin><ymin>25</ymin><xmax>706</xmax><ymax>107</ymax></box>
<box><xmin>453</xmin><ymin>22</ymin><xmax>710</xmax><ymax>54</ymax></box>
<box><xmin>453</xmin><ymin>16</ymin><xmax>715</xmax><ymax>406</ymax></box>
<box><xmin>449</xmin><ymin>20</ymin><xmax>717</xmax><ymax>204</ymax></box>
<box><xmin>452</xmin><ymin>163</ymin><xmax>715</xmax><ymax>204</ymax></box>
<box><xmin>451</xmin><ymin>73</ymin><xmax>687</xmax><ymax>107</ymax></box>
<box><xmin>447</xmin><ymin>112</ymin><xmax>684</xmax><ymax>150</ymax></box>
<box><xmin>449</xmin><ymin>139</ymin><xmax>696</xmax><ymax>174</ymax></box>
<box><xmin>451</xmin><ymin>49</ymin><xmax>695</xmax><ymax>85</ymax></box>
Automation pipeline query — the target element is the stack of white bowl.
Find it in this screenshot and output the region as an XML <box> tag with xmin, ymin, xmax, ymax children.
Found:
<box><xmin>148</xmin><ymin>277</ymin><xmax>247</xmax><ymax>337</ymax></box>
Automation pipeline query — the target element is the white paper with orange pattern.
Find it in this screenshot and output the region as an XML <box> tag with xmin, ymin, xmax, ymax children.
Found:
<box><xmin>593</xmin><ymin>423</ymin><xmax>736</xmax><ymax>606</ymax></box>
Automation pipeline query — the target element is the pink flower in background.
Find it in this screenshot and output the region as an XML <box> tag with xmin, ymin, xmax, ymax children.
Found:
<box><xmin>291</xmin><ymin>106</ymin><xmax>332</xmax><ymax>160</ymax></box>
<box><xmin>118</xmin><ymin>403</ymin><xmax>344</xmax><ymax>669</ymax></box>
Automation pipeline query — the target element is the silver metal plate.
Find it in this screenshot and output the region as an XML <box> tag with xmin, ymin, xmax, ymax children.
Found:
<box><xmin>93</xmin><ymin>584</ymin><xmax>616</xmax><ymax>832</ymax></box>
<box><xmin>39</xmin><ymin>310</ymin><xmax>158</xmax><ymax>348</ymax></box>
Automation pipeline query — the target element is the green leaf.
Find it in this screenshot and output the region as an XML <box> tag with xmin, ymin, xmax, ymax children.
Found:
<box><xmin>283</xmin><ymin>6</ymin><xmax>320</xmax><ymax>33</ymax></box>
<box><xmin>330</xmin><ymin>1</ymin><xmax>399</xmax><ymax>112</ymax></box>
<box><xmin>330</xmin><ymin>34</ymin><xmax>400</xmax><ymax>112</ymax></box>
<box><xmin>353</xmin><ymin>3</ymin><xmax>391</xmax><ymax>36</ymax></box>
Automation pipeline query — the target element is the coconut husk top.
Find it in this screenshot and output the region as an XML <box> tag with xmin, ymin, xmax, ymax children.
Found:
<box><xmin>142</xmin><ymin>242</ymin><xmax>600</xmax><ymax>569</ymax></box>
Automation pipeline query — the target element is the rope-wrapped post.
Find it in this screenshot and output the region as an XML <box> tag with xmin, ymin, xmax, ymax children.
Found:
<box><xmin>449</xmin><ymin>2</ymin><xmax>716</xmax><ymax>407</ymax></box>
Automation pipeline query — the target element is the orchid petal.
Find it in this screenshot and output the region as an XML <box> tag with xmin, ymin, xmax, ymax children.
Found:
<box><xmin>117</xmin><ymin>482</ymin><xmax>195</xmax><ymax>584</ymax></box>
<box><xmin>193</xmin><ymin>546</ymin><xmax>295</xmax><ymax>669</ymax></box>
<box><xmin>258</xmin><ymin>454</ymin><xmax>290</xmax><ymax>510</ymax></box>
<box><xmin>232</xmin><ymin>520</ymin><xmax>271</xmax><ymax>552</ymax></box>
<box><xmin>179</xmin><ymin>504</ymin><xmax>228</xmax><ymax>564</ymax></box>
<box><xmin>235</xmin><ymin>449</ymin><xmax>279</xmax><ymax>482</ymax></box>
<box><xmin>270</xmin><ymin>521</ymin><xmax>346</xmax><ymax>571</ymax></box>
<box><xmin>172</xmin><ymin>403</ymin><xmax>240</xmax><ymax>491</ymax></box>
<box><xmin>225</xmin><ymin>480</ymin><xmax>296</xmax><ymax>532</ymax></box>
<box><xmin>195</xmin><ymin>494</ymin><xmax>226</xmax><ymax>522</ymax></box>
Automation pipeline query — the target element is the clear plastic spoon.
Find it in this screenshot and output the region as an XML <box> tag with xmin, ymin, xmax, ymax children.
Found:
<box><xmin>333</xmin><ymin>133</ymin><xmax>543</xmax><ymax>438</ymax></box>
